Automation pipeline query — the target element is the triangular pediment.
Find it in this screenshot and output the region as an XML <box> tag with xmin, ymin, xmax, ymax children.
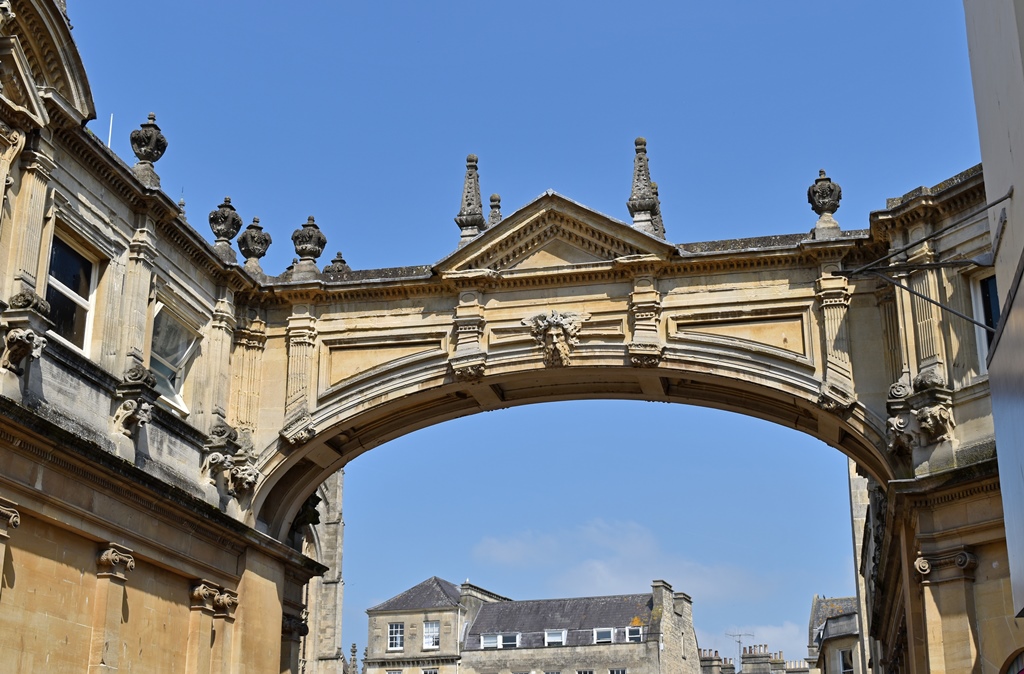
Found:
<box><xmin>0</xmin><ymin>36</ymin><xmax>48</xmax><ymax>128</ymax></box>
<box><xmin>436</xmin><ymin>191</ymin><xmax>677</xmax><ymax>273</ymax></box>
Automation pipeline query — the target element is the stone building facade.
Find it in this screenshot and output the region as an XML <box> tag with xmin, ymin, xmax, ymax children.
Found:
<box><xmin>0</xmin><ymin>1</ymin><xmax>1022</xmax><ymax>672</ymax></box>
<box><xmin>365</xmin><ymin>578</ymin><xmax>699</xmax><ymax>674</ymax></box>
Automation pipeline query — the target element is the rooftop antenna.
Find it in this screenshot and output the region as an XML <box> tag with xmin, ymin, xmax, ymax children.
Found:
<box><xmin>107</xmin><ymin>113</ymin><xmax>113</xmax><ymax>148</ymax></box>
<box><xmin>726</xmin><ymin>632</ymin><xmax>754</xmax><ymax>671</ymax></box>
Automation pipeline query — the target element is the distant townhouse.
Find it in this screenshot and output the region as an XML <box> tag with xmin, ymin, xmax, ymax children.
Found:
<box><xmin>364</xmin><ymin>578</ymin><xmax>700</xmax><ymax>674</ymax></box>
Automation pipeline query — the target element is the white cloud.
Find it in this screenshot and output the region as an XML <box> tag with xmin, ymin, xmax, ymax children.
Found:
<box><xmin>471</xmin><ymin>518</ymin><xmax>767</xmax><ymax>602</ymax></box>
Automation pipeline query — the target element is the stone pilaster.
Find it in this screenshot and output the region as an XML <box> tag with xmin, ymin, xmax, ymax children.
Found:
<box><xmin>90</xmin><ymin>543</ymin><xmax>135</xmax><ymax>672</ymax></box>
<box><xmin>281</xmin><ymin>612</ymin><xmax>308</xmax><ymax>674</ymax></box>
<box><xmin>206</xmin><ymin>293</ymin><xmax>236</xmax><ymax>424</ymax></box>
<box><xmin>121</xmin><ymin>220</ymin><xmax>158</xmax><ymax>367</ymax></box>
<box><xmin>6</xmin><ymin>147</ymin><xmax>54</xmax><ymax>297</ymax></box>
<box><xmin>914</xmin><ymin>547</ymin><xmax>980</xmax><ymax>673</ymax></box>
<box><xmin>212</xmin><ymin>589</ymin><xmax>238</xmax><ymax>674</ymax></box>
<box><xmin>282</xmin><ymin>305</ymin><xmax>317</xmax><ymax>439</ymax></box>
<box><xmin>449</xmin><ymin>289</ymin><xmax>486</xmax><ymax>380</ymax></box>
<box><xmin>0</xmin><ymin>496</ymin><xmax>20</xmax><ymax>600</ymax></box>
<box><xmin>627</xmin><ymin>275</ymin><xmax>663</xmax><ymax>367</ymax></box>
<box><xmin>231</xmin><ymin>312</ymin><xmax>267</xmax><ymax>433</ymax></box>
<box><xmin>186</xmin><ymin>580</ymin><xmax>218</xmax><ymax>674</ymax></box>
<box><xmin>816</xmin><ymin>273</ymin><xmax>855</xmax><ymax>410</ymax></box>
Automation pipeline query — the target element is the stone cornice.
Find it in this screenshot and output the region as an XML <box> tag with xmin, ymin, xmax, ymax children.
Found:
<box><xmin>0</xmin><ymin>396</ymin><xmax>327</xmax><ymax>581</ymax></box>
<box><xmin>870</xmin><ymin>165</ymin><xmax>986</xmax><ymax>236</ymax></box>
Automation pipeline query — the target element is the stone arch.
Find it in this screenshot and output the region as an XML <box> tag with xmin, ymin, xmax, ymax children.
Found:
<box><xmin>252</xmin><ymin>358</ymin><xmax>894</xmax><ymax>542</ymax></box>
<box><xmin>9</xmin><ymin>0</ymin><xmax>94</xmax><ymax>121</ymax></box>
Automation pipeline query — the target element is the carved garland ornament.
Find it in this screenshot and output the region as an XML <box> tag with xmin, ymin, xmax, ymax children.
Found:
<box><xmin>522</xmin><ymin>310</ymin><xmax>590</xmax><ymax>367</ymax></box>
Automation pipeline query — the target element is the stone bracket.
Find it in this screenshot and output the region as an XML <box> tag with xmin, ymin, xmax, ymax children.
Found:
<box><xmin>0</xmin><ymin>325</ymin><xmax>45</xmax><ymax>375</ymax></box>
<box><xmin>279</xmin><ymin>413</ymin><xmax>316</xmax><ymax>446</ymax></box>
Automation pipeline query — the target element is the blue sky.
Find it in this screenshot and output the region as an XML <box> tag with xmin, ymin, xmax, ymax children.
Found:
<box><xmin>73</xmin><ymin>1</ymin><xmax>980</xmax><ymax>664</ymax></box>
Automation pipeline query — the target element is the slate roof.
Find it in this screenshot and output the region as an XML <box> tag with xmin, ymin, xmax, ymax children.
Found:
<box><xmin>368</xmin><ymin>577</ymin><xmax>463</xmax><ymax>613</ymax></box>
<box><xmin>807</xmin><ymin>595</ymin><xmax>858</xmax><ymax>646</ymax></box>
<box><xmin>465</xmin><ymin>593</ymin><xmax>654</xmax><ymax>649</ymax></box>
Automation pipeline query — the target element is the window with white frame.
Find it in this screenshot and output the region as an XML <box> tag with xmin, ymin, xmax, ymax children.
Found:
<box><xmin>501</xmin><ymin>633</ymin><xmax>518</xmax><ymax>649</ymax></box>
<box><xmin>577</xmin><ymin>670</ymin><xmax>595</xmax><ymax>674</ymax></box>
<box><xmin>839</xmin><ymin>649</ymin><xmax>854</xmax><ymax>674</ymax></box>
<box><xmin>45</xmin><ymin>235</ymin><xmax>98</xmax><ymax>351</ymax></box>
<box><xmin>594</xmin><ymin>628</ymin><xmax>613</xmax><ymax>644</ymax></box>
<box><xmin>422</xmin><ymin>669</ymin><xmax>438</xmax><ymax>674</ymax></box>
<box><xmin>610</xmin><ymin>669</ymin><xmax>627</xmax><ymax>674</ymax></box>
<box><xmin>150</xmin><ymin>302</ymin><xmax>200</xmax><ymax>415</ymax></box>
<box><xmin>626</xmin><ymin>627</ymin><xmax>642</xmax><ymax>643</ymax></box>
<box><xmin>545</xmin><ymin>671</ymin><xmax>561</xmax><ymax>674</ymax></box>
<box><xmin>481</xmin><ymin>634</ymin><xmax>498</xmax><ymax>649</ymax></box>
<box><xmin>545</xmin><ymin>629</ymin><xmax>566</xmax><ymax>646</ymax></box>
<box><xmin>388</xmin><ymin>623</ymin><xmax>404</xmax><ymax>650</ymax></box>
<box><xmin>423</xmin><ymin>621</ymin><xmax>440</xmax><ymax>649</ymax></box>
<box><xmin>387</xmin><ymin>670</ymin><xmax>401</xmax><ymax>674</ymax></box>
<box><xmin>972</xmin><ymin>273</ymin><xmax>1000</xmax><ymax>366</ymax></box>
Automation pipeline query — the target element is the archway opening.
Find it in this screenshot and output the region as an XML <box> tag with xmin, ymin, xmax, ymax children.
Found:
<box><xmin>332</xmin><ymin>399</ymin><xmax>862</xmax><ymax>666</ymax></box>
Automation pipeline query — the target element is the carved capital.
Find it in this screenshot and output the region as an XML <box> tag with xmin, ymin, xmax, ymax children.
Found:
<box><xmin>282</xmin><ymin>613</ymin><xmax>309</xmax><ymax>639</ymax></box>
<box><xmin>280</xmin><ymin>413</ymin><xmax>316</xmax><ymax>445</ymax></box>
<box><xmin>522</xmin><ymin>310</ymin><xmax>590</xmax><ymax>367</ymax></box>
<box><xmin>97</xmin><ymin>543</ymin><xmax>136</xmax><ymax>579</ymax></box>
<box><xmin>628</xmin><ymin>343</ymin><xmax>663</xmax><ymax>368</ymax></box>
<box><xmin>915</xmin><ymin>547</ymin><xmax>978</xmax><ymax>584</ymax></box>
<box><xmin>1</xmin><ymin>327</ymin><xmax>45</xmax><ymax>375</ymax></box>
<box><xmin>190</xmin><ymin>581</ymin><xmax>219</xmax><ymax>612</ymax></box>
<box><xmin>214</xmin><ymin>589</ymin><xmax>238</xmax><ymax>619</ymax></box>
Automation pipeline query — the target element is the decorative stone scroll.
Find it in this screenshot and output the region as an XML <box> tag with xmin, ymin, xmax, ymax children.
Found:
<box><xmin>97</xmin><ymin>543</ymin><xmax>136</xmax><ymax>578</ymax></box>
<box><xmin>522</xmin><ymin>310</ymin><xmax>590</xmax><ymax>367</ymax></box>
<box><xmin>0</xmin><ymin>496</ymin><xmax>20</xmax><ymax>539</ymax></box>
<box><xmin>885</xmin><ymin>365</ymin><xmax>956</xmax><ymax>455</ymax></box>
<box><xmin>914</xmin><ymin>547</ymin><xmax>978</xmax><ymax>584</ymax></box>
<box><xmin>113</xmin><ymin>399</ymin><xmax>152</xmax><ymax>437</ymax></box>
<box><xmin>7</xmin><ymin>290</ymin><xmax>49</xmax><ymax>316</ymax></box>
<box><xmin>1</xmin><ymin>326</ymin><xmax>45</xmax><ymax>375</ymax></box>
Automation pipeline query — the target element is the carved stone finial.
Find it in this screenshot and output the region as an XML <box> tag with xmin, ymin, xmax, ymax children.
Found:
<box><xmin>1</xmin><ymin>327</ymin><xmax>46</xmax><ymax>375</ymax></box>
<box><xmin>209</xmin><ymin>197</ymin><xmax>244</xmax><ymax>244</ymax></box>
<box><xmin>130</xmin><ymin>113</ymin><xmax>168</xmax><ymax>164</ymax></box>
<box><xmin>455</xmin><ymin>154</ymin><xmax>486</xmax><ymax>245</ymax></box>
<box><xmin>237</xmin><ymin>217</ymin><xmax>272</xmax><ymax>265</ymax></box>
<box><xmin>808</xmin><ymin>169</ymin><xmax>842</xmax><ymax>239</ymax></box>
<box><xmin>177</xmin><ymin>197</ymin><xmax>187</xmax><ymax>218</ymax></box>
<box><xmin>323</xmin><ymin>251</ymin><xmax>351</xmax><ymax>274</ymax></box>
<box><xmin>292</xmin><ymin>216</ymin><xmax>327</xmax><ymax>263</ymax></box>
<box><xmin>627</xmin><ymin>137</ymin><xmax>665</xmax><ymax>239</ymax></box>
<box><xmin>488</xmin><ymin>194</ymin><xmax>502</xmax><ymax>227</ymax></box>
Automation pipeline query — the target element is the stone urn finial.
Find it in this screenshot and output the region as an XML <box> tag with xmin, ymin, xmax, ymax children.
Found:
<box><xmin>129</xmin><ymin>113</ymin><xmax>168</xmax><ymax>188</ymax></box>
<box><xmin>130</xmin><ymin>113</ymin><xmax>167</xmax><ymax>164</ymax></box>
<box><xmin>323</xmin><ymin>251</ymin><xmax>351</xmax><ymax>274</ymax></box>
<box><xmin>209</xmin><ymin>197</ymin><xmax>244</xmax><ymax>244</ymax></box>
<box><xmin>237</xmin><ymin>217</ymin><xmax>272</xmax><ymax>269</ymax></box>
<box><xmin>488</xmin><ymin>193</ymin><xmax>502</xmax><ymax>227</ymax></box>
<box><xmin>808</xmin><ymin>169</ymin><xmax>842</xmax><ymax>239</ymax></box>
<box><xmin>292</xmin><ymin>216</ymin><xmax>327</xmax><ymax>263</ymax></box>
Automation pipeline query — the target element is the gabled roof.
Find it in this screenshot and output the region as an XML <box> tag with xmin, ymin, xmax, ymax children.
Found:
<box><xmin>367</xmin><ymin>576</ymin><xmax>462</xmax><ymax>613</ymax></box>
<box><xmin>467</xmin><ymin>593</ymin><xmax>653</xmax><ymax>648</ymax></box>
<box><xmin>807</xmin><ymin>595</ymin><xmax>858</xmax><ymax>646</ymax></box>
<box><xmin>435</xmin><ymin>190</ymin><xmax>678</xmax><ymax>274</ymax></box>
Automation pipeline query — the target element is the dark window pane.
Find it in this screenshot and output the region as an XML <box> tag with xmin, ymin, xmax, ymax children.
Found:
<box><xmin>980</xmin><ymin>275</ymin><xmax>1000</xmax><ymax>345</ymax></box>
<box><xmin>45</xmin><ymin>284</ymin><xmax>87</xmax><ymax>348</ymax></box>
<box><xmin>49</xmin><ymin>237</ymin><xmax>92</xmax><ymax>299</ymax></box>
